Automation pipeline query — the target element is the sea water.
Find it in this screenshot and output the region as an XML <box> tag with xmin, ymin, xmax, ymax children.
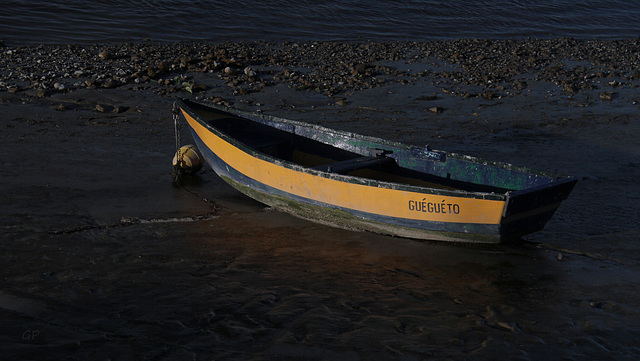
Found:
<box><xmin>1</xmin><ymin>0</ymin><xmax>638</xmax><ymax>45</ymax></box>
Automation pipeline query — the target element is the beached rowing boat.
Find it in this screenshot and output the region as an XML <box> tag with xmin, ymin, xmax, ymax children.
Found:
<box><xmin>176</xmin><ymin>98</ymin><xmax>577</xmax><ymax>243</ymax></box>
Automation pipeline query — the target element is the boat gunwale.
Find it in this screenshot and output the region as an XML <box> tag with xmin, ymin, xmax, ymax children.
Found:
<box><xmin>177</xmin><ymin>98</ymin><xmax>574</xmax><ymax>201</ymax></box>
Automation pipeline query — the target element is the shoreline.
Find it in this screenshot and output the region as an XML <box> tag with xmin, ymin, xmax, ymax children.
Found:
<box><xmin>3</xmin><ymin>38</ymin><xmax>640</xmax><ymax>99</ymax></box>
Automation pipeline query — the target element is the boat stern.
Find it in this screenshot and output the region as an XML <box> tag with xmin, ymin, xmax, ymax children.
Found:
<box><xmin>500</xmin><ymin>177</ymin><xmax>578</xmax><ymax>240</ymax></box>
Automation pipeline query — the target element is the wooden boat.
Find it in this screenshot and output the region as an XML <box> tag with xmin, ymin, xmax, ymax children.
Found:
<box><xmin>176</xmin><ymin>98</ymin><xmax>577</xmax><ymax>243</ymax></box>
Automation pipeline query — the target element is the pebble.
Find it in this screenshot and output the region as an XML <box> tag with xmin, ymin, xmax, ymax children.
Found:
<box><xmin>336</xmin><ymin>99</ymin><xmax>348</xmax><ymax>106</ymax></box>
<box><xmin>495</xmin><ymin>321</ymin><xmax>520</xmax><ymax>333</ymax></box>
<box><xmin>102</xmin><ymin>80</ymin><xmax>118</xmax><ymax>89</ymax></box>
<box><xmin>157</xmin><ymin>62</ymin><xmax>169</xmax><ymax>72</ymax></box>
<box><xmin>1</xmin><ymin>39</ymin><xmax>639</xmax><ymax>102</ymax></box>
<box><xmin>417</xmin><ymin>95</ymin><xmax>438</xmax><ymax>101</ymax></box>
<box><xmin>599</xmin><ymin>91</ymin><xmax>615</xmax><ymax>100</ymax></box>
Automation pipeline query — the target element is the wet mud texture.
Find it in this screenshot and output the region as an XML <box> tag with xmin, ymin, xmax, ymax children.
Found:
<box><xmin>1</xmin><ymin>40</ymin><xmax>639</xmax><ymax>360</ymax></box>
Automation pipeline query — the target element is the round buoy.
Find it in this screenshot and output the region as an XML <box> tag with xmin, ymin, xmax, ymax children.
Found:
<box><xmin>173</xmin><ymin>144</ymin><xmax>203</xmax><ymax>174</ymax></box>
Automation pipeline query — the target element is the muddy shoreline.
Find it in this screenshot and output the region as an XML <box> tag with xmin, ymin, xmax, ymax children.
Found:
<box><xmin>3</xmin><ymin>38</ymin><xmax>640</xmax><ymax>100</ymax></box>
<box><xmin>2</xmin><ymin>40</ymin><xmax>639</xmax><ymax>360</ymax></box>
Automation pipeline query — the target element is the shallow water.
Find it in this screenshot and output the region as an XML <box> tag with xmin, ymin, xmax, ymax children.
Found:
<box><xmin>2</xmin><ymin>0</ymin><xmax>639</xmax><ymax>45</ymax></box>
<box><xmin>1</xmin><ymin>42</ymin><xmax>639</xmax><ymax>359</ymax></box>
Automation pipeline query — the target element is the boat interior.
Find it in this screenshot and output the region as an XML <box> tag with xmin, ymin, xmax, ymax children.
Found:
<box><xmin>187</xmin><ymin>103</ymin><xmax>514</xmax><ymax>194</ymax></box>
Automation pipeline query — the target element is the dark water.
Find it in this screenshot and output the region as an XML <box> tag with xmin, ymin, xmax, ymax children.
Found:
<box><xmin>2</xmin><ymin>0</ymin><xmax>639</xmax><ymax>45</ymax></box>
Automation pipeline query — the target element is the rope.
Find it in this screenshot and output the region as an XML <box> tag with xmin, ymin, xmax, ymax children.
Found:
<box><xmin>172</xmin><ymin>102</ymin><xmax>185</xmax><ymax>184</ymax></box>
<box><xmin>48</xmin><ymin>102</ymin><xmax>220</xmax><ymax>235</ymax></box>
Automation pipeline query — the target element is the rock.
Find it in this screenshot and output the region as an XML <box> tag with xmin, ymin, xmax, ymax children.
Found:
<box><xmin>157</xmin><ymin>61</ymin><xmax>169</xmax><ymax>73</ymax></box>
<box><xmin>98</xmin><ymin>51</ymin><xmax>110</xmax><ymax>60</ymax></box>
<box><xmin>56</xmin><ymin>103</ymin><xmax>66</xmax><ymax>111</ymax></box>
<box><xmin>417</xmin><ymin>95</ymin><xmax>438</xmax><ymax>101</ymax></box>
<box><xmin>481</xmin><ymin>89</ymin><xmax>495</xmax><ymax>99</ymax></box>
<box><xmin>512</xmin><ymin>80</ymin><xmax>528</xmax><ymax>90</ymax></box>
<box><xmin>54</xmin><ymin>82</ymin><xmax>65</xmax><ymax>91</ymax></box>
<box><xmin>102</xmin><ymin>80</ymin><xmax>118</xmax><ymax>89</ymax></box>
<box><xmin>224</xmin><ymin>66</ymin><xmax>235</xmax><ymax>75</ymax></box>
<box><xmin>563</xmin><ymin>84</ymin><xmax>579</xmax><ymax>93</ymax></box>
<box><xmin>184</xmin><ymin>82</ymin><xmax>205</xmax><ymax>93</ymax></box>
<box><xmin>146</xmin><ymin>67</ymin><xmax>158</xmax><ymax>78</ymax></box>
<box><xmin>599</xmin><ymin>91</ymin><xmax>615</xmax><ymax>100</ymax></box>
<box><xmin>95</xmin><ymin>104</ymin><xmax>107</xmax><ymax>113</ymax></box>
<box><xmin>495</xmin><ymin>321</ymin><xmax>520</xmax><ymax>333</ymax></box>
<box><xmin>352</xmin><ymin>63</ymin><xmax>369</xmax><ymax>75</ymax></box>
<box><xmin>233</xmin><ymin>87</ymin><xmax>249</xmax><ymax>96</ymax></box>
<box><xmin>429</xmin><ymin>106</ymin><xmax>444</xmax><ymax>113</ymax></box>
<box><xmin>179</xmin><ymin>56</ymin><xmax>193</xmax><ymax>66</ymax></box>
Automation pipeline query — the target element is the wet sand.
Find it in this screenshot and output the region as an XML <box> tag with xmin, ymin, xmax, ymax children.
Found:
<box><xmin>1</xmin><ymin>40</ymin><xmax>640</xmax><ymax>360</ymax></box>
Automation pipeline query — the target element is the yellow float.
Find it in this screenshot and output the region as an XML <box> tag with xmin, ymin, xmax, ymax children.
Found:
<box><xmin>172</xmin><ymin>144</ymin><xmax>203</xmax><ymax>174</ymax></box>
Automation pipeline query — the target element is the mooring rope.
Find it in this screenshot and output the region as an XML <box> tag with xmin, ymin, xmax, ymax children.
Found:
<box><xmin>527</xmin><ymin>241</ymin><xmax>628</xmax><ymax>265</ymax></box>
<box><xmin>49</xmin><ymin>184</ymin><xmax>219</xmax><ymax>235</ymax></box>
<box><xmin>49</xmin><ymin>211</ymin><xmax>219</xmax><ymax>235</ymax></box>
<box><xmin>48</xmin><ymin>102</ymin><xmax>220</xmax><ymax>235</ymax></box>
<box><xmin>172</xmin><ymin>101</ymin><xmax>185</xmax><ymax>184</ymax></box>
